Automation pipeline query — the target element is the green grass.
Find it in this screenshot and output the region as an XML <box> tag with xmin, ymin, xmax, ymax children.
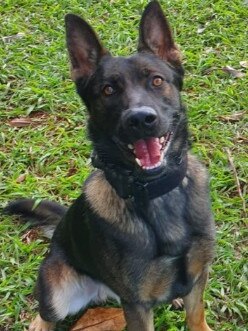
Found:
<box><xmin>0</xmin><ymin>0</ymin><xmax>247</xmax><ymax>330</ymax></box>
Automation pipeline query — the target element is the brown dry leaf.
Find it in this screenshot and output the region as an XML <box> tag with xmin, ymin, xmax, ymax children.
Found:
<box><xmin>21</xmin><ymin>229</ymin><xmax>40</xmax><ymax>244</ymax></box>
<box><xmin>70</xmin><ymin>307</ymin><xmax>126</xmax><ymax>331</ymax></box>
<box><xmin>67</xmin><ymin>161</ymin><xmax>77</xmax><ymax>177</ymax></box>
<box><xmin>67</xmin><ymin>167</ymin><xmax>77</xmax><ymax>177</ymax></box>
<box><xmin>9</xmin><ymin>117</ymin><xmax>32</xmax><ymax>127</ymax></box>
<box><xmin>19</xmin><ymin>310</ymin><xmax>31</xmax><ymax>322</ymax></box>
<box><xmin>222</xmin><ymin>65</ymin><xmax>245</xmax><ymax>78</ymax></box>
<box><xmin>16</xmin><ymin>173</ymin><xmax>26</xmax><ymax>183</ymax></box>
<box><xmin>217</xmin><ymin>111</ymin><xmax>246</xmax><ymax>122</ymax></box>
<box><xmin>235</xmin><ymin>133</ymin><xmax>248</xmax><ymax>144</ymax></box>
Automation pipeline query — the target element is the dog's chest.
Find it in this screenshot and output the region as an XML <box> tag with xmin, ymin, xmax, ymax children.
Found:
<box><xmin>144</xmin><ymin>190</ymin><xmax>189</xmax><ymax>255</ymax></box>
<box><xmin>85</xmin><ymin>173</ymin><xmax>189</xmax><ymax>256</ymax></box>
<box><xmin>93</xmin><ymin>212</ymin><xmax>191</xmax><ymax>304</ymax></box>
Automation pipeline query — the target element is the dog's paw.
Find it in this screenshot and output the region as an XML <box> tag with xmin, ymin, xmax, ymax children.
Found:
<box><xmin>29</xmin><ymin>314</ymin><xmax>55</xmax><ymax>331</ymax></box>
<box><xmin>171</xmin><ymin>297</ymin><xmax>184</xmax><ymax>310</ymax></box>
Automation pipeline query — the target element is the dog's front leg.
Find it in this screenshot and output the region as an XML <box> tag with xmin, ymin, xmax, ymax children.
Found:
<box><xmin>183</xmin><ymin>271</ymin><xmax>213</xmax><ymax>331</ymax></box>
<box><xmin>29</xmin><ymin>314</ymin><xmax>55</xmax><ymax>331</ymax></box>
<box><xmin>122</xmin><ymin>302</ymin><xmax>154</xmax><ymax>331</ymax></box>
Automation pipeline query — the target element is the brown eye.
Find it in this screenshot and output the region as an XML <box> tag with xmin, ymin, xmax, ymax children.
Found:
<box><xmin>103</xmin><ymin>85</ymin><xmax>114</xmax><ymax>96</ymax></box>
<box><xmin>152</xmin><ymin>76</ymin><xmax>164</xmax><ymax>87</ymax></box>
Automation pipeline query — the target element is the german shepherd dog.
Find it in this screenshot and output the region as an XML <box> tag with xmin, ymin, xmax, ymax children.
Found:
<box><xmin>6</xmin><ymin>1</ymin><xmax>215</xmax><ymax>330</ymax></box>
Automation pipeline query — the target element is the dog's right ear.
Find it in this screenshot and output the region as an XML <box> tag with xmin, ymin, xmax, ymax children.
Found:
<box><xmin>65</xmin><ymin>14</ymin><xmax>108</xmax><ymax>81</ymax></box>
<box><xmin>138</xmin><ymin>1</ymin><xmax>182</xmax><ymax>69</ymax></box>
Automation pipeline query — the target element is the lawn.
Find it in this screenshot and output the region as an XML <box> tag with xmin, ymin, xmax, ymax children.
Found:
<box><xmin>0</xmin><ymin>0</ymin><xmax>247</xmax><ymax>330</ymax></box>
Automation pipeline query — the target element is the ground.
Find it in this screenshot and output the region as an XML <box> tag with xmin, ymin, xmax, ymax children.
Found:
<box><xmin>0</xmin><ymin>1</ymin><xmax>247</xmax><ymax>330</ymax></box>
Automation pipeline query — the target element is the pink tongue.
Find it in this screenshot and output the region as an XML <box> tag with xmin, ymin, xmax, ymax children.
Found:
<box><xmin>134</xmin><ymin>138</ymin><xmax>161</xmax><ymax>167</ymax></box>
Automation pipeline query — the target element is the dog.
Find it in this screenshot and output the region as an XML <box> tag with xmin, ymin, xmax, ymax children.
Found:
<box><xmin>5</xmin><ymin>1</ymin><xmax>215</xmax><ymax>330</ymax></box>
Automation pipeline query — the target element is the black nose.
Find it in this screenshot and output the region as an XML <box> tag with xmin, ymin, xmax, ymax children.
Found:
<box><xmin>125</xmin><ymin>107</ymin><xmax>158</xmax><ymax>131</ymax></box>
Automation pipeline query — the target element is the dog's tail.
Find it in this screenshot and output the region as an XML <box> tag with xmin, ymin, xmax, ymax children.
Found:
<box><xmin>4</xmin><ymin>199</ymin><xmax>67</xmax><ymax>239</ymax></box>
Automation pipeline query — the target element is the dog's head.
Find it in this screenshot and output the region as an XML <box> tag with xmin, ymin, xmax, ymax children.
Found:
<box><xmin>65</xmin><ymin>1</ymin><xmax>188</xmax><ymax>177</ymax></box>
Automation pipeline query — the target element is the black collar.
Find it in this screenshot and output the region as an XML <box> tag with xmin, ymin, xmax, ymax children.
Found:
<box><xmin>91</xmin><ymin>152</ymin><xmax>187</xmax><ymax>208</ymax></box>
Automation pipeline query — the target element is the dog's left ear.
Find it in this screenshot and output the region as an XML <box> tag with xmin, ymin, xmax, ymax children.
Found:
<box><xmin>65</xmin><ymin>14</ymin><xmax>109</xmax><ymax>81</ymax></box>
<box><xmin>138</xmin><ymin>1</ymin><xmax>182</xmax><ymax>68</ymax></box>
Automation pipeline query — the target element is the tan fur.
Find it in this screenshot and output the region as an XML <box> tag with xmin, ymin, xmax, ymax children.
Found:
<box><xmin>71</xmin><ymin>48</ymin><xmax>108</xmax><ymax>81</ymax></box>
<box><xmin>84</xmin><ymin>171</ymin><xmax>126</xmax><ymax>221</ymax></box>
<box><xmin>29</xmin><ymin>314</ymin><xmax>55</xmax><ymax>331</ymax></box>
<box><xmin>140</xmin><ymin>274</ymin><xmax>174</xmax><ymax>302</ymax></box>
<box><xmin>139</xmin><ymin>258</ymin><xmax>176</xmax><ymax>302</ymax></box>
<box><xmin>84</xmin><ymin>171</ymin><xmax>147</xmax><ymax>235</ymax></box>
<box><xmin>187</xmin><ymin>153</ymin><xmax>208</xmax><ymax>187</ymax></box>
<box><xmin>184</xmin><ymin>272</ymin><xmax>213</xmax><ymax>331</ymax></box>
<box><xmin>163</xmin><ymin>82</ymin><xmax>179</xmax><ymax>101</ymax></box>
<box><xmin>43</xmin><ymin>259</ymin><xmax>119</xmax><ymax>320</ymax></box>
<box><xmin>187</xmin><ymin>308</ymin><xmax>213</xmax><ymax>331</ymax></box>
<box><xmin>71</xmin><ymin>66</ymin><xmax>93</xmax><ymax>81</ymax></box>
<box><xmin>122</xmin><ymin>304</ymin><xmax>154</xmax><ymax>331</ymax></box>
<box><xmin>165</xmin><ymin>47</ymin><xmax>182</xmax><ymax>67</ymax></box>
<box><xmin>46</xmin><ymin>260</ymin><xmax>76</xmax><ymax>285</ymax></box>
<box><xmin>187</xmin><ymin>239</ymin><xmax>214</xmax><ymax>281</ymax></box>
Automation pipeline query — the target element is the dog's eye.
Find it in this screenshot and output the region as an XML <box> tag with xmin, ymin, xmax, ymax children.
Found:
<box><xmin>152</xmin><ymin>76</ymin><xmax>164</xmax><ymax>87</ymax></box>
<box><xmin>103</xmin><ymin>85</ymin><xmax>115</xmax><ymax>96</ymax></box>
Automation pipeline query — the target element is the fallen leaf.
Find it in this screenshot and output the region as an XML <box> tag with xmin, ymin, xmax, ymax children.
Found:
<box><xmin>19</xmin><ymin>310</ymin><xmax>30</xmax><ymax>322</ymax></box>
<box><xmin>9</xmin><ymin>117</ymin><xmax>32</xmax><ymax>127</ymax></box>
<box><xmin>203</xmin><ymin>67</ymin><xmax>218</xmax><ymax>75</ymax></box>
<box><xmin>197</xmin><ymin>25</ymin><xmax>206</xmax><ymax>34</ymax></box>
<box><xmin>239</xmin><ymin>60</ymin><xmax>248</xmax><ymax>68</ymax></box>
<box><xmin>205</xmin><ymin>47</ymin><xmax>214</xmax><ymax>54</ymax></box>
<box><xmin>67</xmin><ymin>161</ymin><xmax>77</xmax><ymax>177</ymax></box>
<box><xmin>70</xmin><ymin>308</ymin><xmax>126</xmax><ymax>331</ymax></box>
<box><xmin>235</xmin><ymin>133</ymin><xmax>248</xmax><ymax>144</ymax></box>
<box><xmin>21</xmin><ymin>229</ymin><xmax>40</xmax><ymax>244</ymax></box>
<box><xmin>217</xmin><ymin>111</ymin><xmax>246</xmax><ymax>122</ymax></box>
<box><xmin>222</xmin><ymin>66</ymin><xmax>245</xmax><ymax>78</ymax></box>
<box><xmin>67</xmin><ymin>167</ymin><xmax>77</xmax><ymax>177</ymax></box>
<box><xmin>2</xmin><ymin>32</ymin><xmax>25</xmax><ymax>43</ymax></box>
<box><xmin>197</xmin><ymin>21</ymin><xmax>209</xmax><ymax>34</ymax></box>
<box><xmin>16</xmin><ymin>173</ymin><xmax>26</xmax><ymax>183</ymax></box>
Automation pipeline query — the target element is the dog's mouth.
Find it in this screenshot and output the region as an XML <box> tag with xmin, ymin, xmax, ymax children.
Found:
<box><xmin>127</xmin><ymin>132</ymin><xmax>172</xmax><ymax>171</ymax></box>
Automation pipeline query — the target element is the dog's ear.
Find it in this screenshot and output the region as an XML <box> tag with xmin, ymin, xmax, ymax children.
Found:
<box><xmin>65</xmin><ymin>14</ymin><xmax>109</xmax><ymax>81</ymax></box>
<box><xmin>138</xmin><ymin>1</ymin><xmax>182</xmax><ymax>68</ymax></box>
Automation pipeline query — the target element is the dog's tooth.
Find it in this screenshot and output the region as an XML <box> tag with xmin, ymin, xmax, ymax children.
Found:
<box><xmin>135</xmin><ymin>158</ymin><xmax>142</xmax><ymax>167</ymax></box>
<box><xmin>160</xmin><ymin>136</ymin><xmax>165</xmax><ymax>144</ymax></box>
<box><xmin>142</xmin><ymin>161</ymin><xmax>162</xmax><ymax>170</ymax></box>
<box><xmin>162</xmin><ymin>140</ymin><xmax>171</xmax><ymax>156</ymax></box>
<box><xmin>160</xmin><ymin>151</ymin><xmax>165</xmax><ymax>162</ymax></box>
<box><xmin>128</xmin><ymin>144</ymin><xmax>134</xmax><ymax>150</ymax></box>
<box><xmin>153</xmin><ymin>161</ymin><xmax>161</xmax><ymax>169</ymax></box>
<box><xmin>156</xmin><ymin>161</ymin><xmax>162</xmax><ymax>168</ymax></box>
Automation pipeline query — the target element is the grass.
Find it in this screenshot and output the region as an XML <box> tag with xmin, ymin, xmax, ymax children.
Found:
<box><xmin>0</xmin><ymin>0</ymin><xmax>247</xmax><ymax>330</ymax></box>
